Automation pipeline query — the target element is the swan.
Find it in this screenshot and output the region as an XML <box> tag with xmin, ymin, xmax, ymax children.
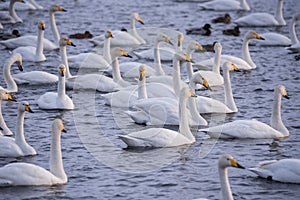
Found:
<box><xmin>90</xmin><ymin>13</ymin><xmax>146</xmax><ymax>47</ymax></box>
<box><xmin>0</xmin><ymin>119</ymin><xmax>68</xmax><ymax>186</ymax></box>
<box><xmin>199</xmin><ymin>85</ymin><xmax>289</xmax><ymax>139</ymax></box>
<box><xmin>0</xmin><ymin>89</ymin><xmax>17</xmax><ymax>136</ymax></box>
<box><xmin>0</xmin><ymin>4</ymin><xmax>66</xmax><ymax>50</ymax></box>
<box><xmin>0</xmin><ymin>101</ymin><xmax>36</xmax><ymax>157</ymax></box>
<box><xmin>0</xmin><ymin>0</ymin><xmax>25</xmax><ymax>24</ymax></box>
<box><xmin>0</xmin><ymin>53</ymin><xmax>23</xmax><ymax>93</ymax></box>
<box><xmin>13</xmin><ymin>70</ymin><xmax>58</xmax><ymax>85</ymax></box>
<box><xmin>67</xmin><ymin>47</ymin><xmax>133</xmax><ymax>92</ymax></box>
<box><xmin>193</xmin><ymin>62</ymin><xmax>239</xmax><ymax>114</ymax></box>
<box><xmin>185</xmin><ymin>40</ymin><xmax>204</xmax><ymax>81</ymax></box>
<box><xmin>249</xmin><ymin>158</ymin><xmax>300</xmax><ymax>183</ymax></box>
<box><xmin>286</xmin><ymin>13</ymin><xmax>300</xmax><ymax>53</ymax></box>
<box><xmin>68</xmin><ymin>31</ymin><xmax>113</xmax><ymax>70</ymax></box>
<box><xmin>195</xmin><ymin>30</ymin><xmax>265</xmax><ymax>70</ymax></box>
<box><xmin>119</xmin><ymin>87</ymin><xmax>197</xmax><ymax>148</ymax></box>
<box><xmin>235</xmin><ymin>0</ymin><xmax>286</xmax><ymax>27</ymax></box>
<box><xmin>249</xmin><ymin>32</ymin><xmax>291</xmax><ymax>46</ymax></box>
<box><xmin>12</xmin><ymin>20</ymin><xmax>46</xmax><ymax>62</ymax></box>
<box><xmin>198</xmin><ymin>0</ymin><xmax>250</xmax><ymax>11</ymax></box>
<box><xmin>37</xmin><ymin>64</ymin><xmax>74</xmax><ymax>110</ymax></box>
<box><xmin>58</xmin><ymin>37</ymin><xmax>76</xmax><ymax>80</ymax></box>
<box><xmin>14</xmin><ymin>0</ymin><xmax>44</xmax><ymax>10</ymax></box>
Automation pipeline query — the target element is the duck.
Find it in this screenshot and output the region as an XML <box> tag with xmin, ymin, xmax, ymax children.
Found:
<box><xmin>0</xmin><ymin>53</ymin><xmax>23</xmax><ymax>93</ymax></box>
<box><xmin>199</xmin><ymin>85</ymin><xmax>289</xmax><ymax>139</ymax></box>
<box><xmin>90</xmin><ymin>13</ymin><xmax>146</xmax><ymax>47</ymax></box>
<box><xmin>0</xmin><ymin>29</ymin><xmax>21</xmax><ymax>40</ymax></box>
<box><xmin>12</xmin><ymin>20</ymin><xmax>46</xmax><ymax>62</ymax></box>
<box><xmin>235</xmin><ymin>0</ymin><xmax>286</xmax><ymax>27</ymax></box>
<box><xmin>249</xmin><ymin>158</ymin><xmax>300</xmax><ymax>183</ymax></box>
<box><xmin>0</xmin><ymin>101</ymin><xmax>36</xmax><ymax>157</ymax></box>
<box><xmin>66</xmin><ymin>47</ymin><xmax>133</xmax><ymax>92</ymax></box>
<box><xmin>0</xmin><ymin>0</ymin><xmax>25</xmax><ymax>24</ymax></box>
<box><xmin>37</xmin><ymin>64</ymin><xmax>74</xmax><ymax>110</ymax></box>
<box><xmin>186</xmin><ymin>24</ymin><xmax>212</xmax><ymax>36</ymax></box>
<box><xmin>119</xmin><ymin>87</ymin><xmax>197</xmax><ymax>148</ymax></box>
<box><xmin>198</xmin><ymin>0</ymin><xmax>250</xmax><ymax>11</ymax></box>
<box><xmin>69</xmin><ymin>31</ymin><xmax>93</xmax><ymax>39</ymax></box>
<box><xmin>0</xmin><ymin>4</ymin><xmax>66</xmax><ymax>50</ymax></box>
<box><xmin>0</xmin><ymin>119</ymin><xmax>68</xmax><ymax>186</ymax></box>
<box><xmin>0</xmin><ymin>89</ymin><xmax>17</xmax><ymax>136</ymax></box>
<box><xmin>286</xmin><ymin>13</ymin><xmax>300</xmax><ymax>53</ymax></box>
<box><xmin>222</xmin><ymin>26</ymin><xmax>240</xmax><ymax>37</ymax></box>
<box><xmin>212</xmin><ymin>13</ymin><xmax>231</xmax><ymax>24</ymax></box>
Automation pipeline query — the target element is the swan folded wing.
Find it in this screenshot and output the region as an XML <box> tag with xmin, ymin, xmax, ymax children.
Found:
<box><xmin>0</xmin><ymin>137</ymin><xmax>24</xmax><ymax>157</ymax></box>
<box><xmin>199</xmin><ymin>1</ymin><xmax>240</xmax><ymax>11</ymax></box>
<box><xmin>235</xmin><ymin>13</ymin><xmax>278</xmax><ymax>27</ymax></box>
<box><xmin>13</xmin><ymin>71</ymin><xmax>58</xmax><ymax>85</ymax></box>
<box><xmin>221</xmin><ymin>55</ymin><xmax>253</xmax><ymax>70</ymax></box>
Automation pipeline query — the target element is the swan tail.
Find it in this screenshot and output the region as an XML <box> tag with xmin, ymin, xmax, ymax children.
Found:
<box><xmin>248</xmin><ymin>167</ymin><xmax>273</xmax><ymax>179</ymax></box>
<box><xmin>118</xmin><ymin>135</ymin><xmax>146</xmax><ymax>147</ymax></box>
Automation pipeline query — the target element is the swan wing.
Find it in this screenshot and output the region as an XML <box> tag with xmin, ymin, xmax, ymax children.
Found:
<box><xmin>102</xmin><ymin>90</ymin><xmax>138</xmax><ymax>108</ymax></box>
<box><xmin>37</xmin><ymin>92</ymin><xmax>58</xmax><ymax>109</ymax></box>
<box><xmin>68</xmin><ymin>53</ymin><xmax>110</xmax><ymax>70</ymax></box>
<box><xmin>119</xmin><ymin>62</ymin><xmax>155</xmax><ymax>78</ymax></box>
<box><xmin>235</xmin><ymin>13</ymin><xmax>278</xmax><ymax>27</ymax></box>
<box><xmin>13</xmin><ymin>71</ymin><xmax>58</xmax><ymax>85</ymax></box>
<box><xmin>0</xmin><ymin>137</ymin><xmax>23</xmax><ymax>157</ymax></box>
<box><xmin>250</xmin><ymin>32</ymin><xmax>291</xmax><ymax>46</ymax></box>
<box><xmin>196</xmin><ymin>96</ymin><xmax>232</xmax><ymax>114</ymax></box>
<box><xmin>198</xmin><ymin>71</ymin><xmax>224</xmax><ymax>86</ymax></box>
<box><xmin>199</xmin><ymin>0</ymin><xmax>241</xmax><ymax>11</ymax></box>
<box><xmin>221</xmin><ymin>55</ymin><xmax>253</xmax><ymax>70</ymax></box>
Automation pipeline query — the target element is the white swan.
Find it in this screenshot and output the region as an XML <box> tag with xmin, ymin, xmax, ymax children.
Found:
<box><xmin>199</xmin><ymin>85</ymin><xmax>289</xmax><ymax>139</ymax></box>
<box><xmin>0</xmin><ymin>4</ymin><xmax>65</xmax><ymax>50</ymax></box>
<box><xmin>14</xmin><ymin>0</ymin><xmax>44</xmax><ymax>10</ymax></box>
<box><xmin>185</xmin><ymin>40</ymin><xmax>204</xmax><ymax>81</ymax></box>
<box><xmin>67</xmin><ymin>47</ymin><xmax>133</xmax><ymax>92</ymax></box>
<box><xmin>0</xmin><ymin>0</ymin><xmax>24</xmax><ymax>24</ymax></box>
<box><xmin>250</xmin><ymin>32</ymin><xmax>291</xmax><ymax>46</ymax></box>
<box><xmin>12</xmin><ymin>20</ymin><xmax>46</xmax><ymax>62</ymax></box>
<box><xmin>58</xmin><ymin>37</ymin><xmax>76</xmax><ymax>80</ymax></box>
<box><xmin>286</xmin><ymin>13</ymin><xmax>300</xmax><ymax>53</ymax></box>
<box><xmin>235</xmin><ymin>0</ymin><xmax>286</xmax><ymax>27</ymax></box>
<box><xmin>198</xmin><ymin>0</ymin><xmax>250</xmax><ymax>11</ymax></box>
<box><xmin>196</xmin><ymin>30</ymin><xmax>265</xmax><ymax>70</ymax></box>
<box><xmin>68</xmin><ymin>31</ymin><xmax>113</xmax><ymax>70</ymax></box>
<box><xmin>119</xmin><ymin>87</ymin><xmax>197</xmax><ymax>148</ymax></box>
<box><xmin>37</xmin><ymin>64</ymin><xmax>74</xmax><ymax>110</ymax></box>
<box><xmin>0</xmin><ymin>53</ymin><xmax>23</xmax><ymax>93</ymax></box>
<box><xmin>249</xmin><ymin>158</ymin><xmax>300</xmax><ymax>183</ymax></box>
<box><xmin>90</xmin><ymin>13</ymin><xmax>145</xmax><ymax>47</ymax></box>
<box><xmin>0</xmin><ymin>119</ymin><xmax>68</xmax><ymax>186</ymax></box>
<box><xmin>194</xmin><ymin>62</ymin><xmax>239</xmax><ymax>114</ymax></box>
<box><xmin>0</xmin><ymin>89</ymin><xmax>16</xmax><ymax>136</ymax></box>
<box><xmin>0</xmin><ymin>101</ymin><xmax>36</xmax><ymax>157</ymax></box>
<box><xmin>13</xmin><ymin>70</ymin><xmax>58</xmax><ymax>85</ymax></box>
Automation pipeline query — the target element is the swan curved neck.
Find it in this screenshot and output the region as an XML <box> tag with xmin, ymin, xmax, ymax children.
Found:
<box><xmin>4</xmin><ymin>56</ymin><xmax>18</xmax><ymax>92</ymax></box>
<box><xmin>213</xmin><ymin>47</ymin><xmax>222</xmax><ymax>74</ymax></box>
<box><xmin>60</xmin><ymin>46</ymin><xmax>72</xmax><ymax>79</ymax></box>
<box><xmin>172</xmin><ymin>57</ymin><xmax>182</xmax><ymax>97</ymax></box>
<box><xmin>0</xmin><ymin>100</ymin><xmax>10</xmax><ymax>135</ymax></box>
<box><xmin>36</xmin><ymin>28</ymin><xmax>44</xmax><ymax>58</ymax></box>
<box><xmin>112</xmin><ymin>56</ymin><xmax>123</xmax><ymax>83</ymax></box>
<box><xmin>242</xmin><ymin>36</ymin><xmax>255</xmax><ymax>68</ymax></box>
<box><xmin>9</xmin><ymin>1</ymin><xmax>21</xmax><ymax>22</ymax></box>
<box><xmin>290</xmin><ymin>16</ymin><xmax>299</xmax><ymax>45</ymax></box>
<box><xmin>179</xmin><ymin>95</ymin><xmax>194</xmax><ymax>142</ymax></box>
<box><xmin>15</xmin><ymin>110</ymin><xmax>27</xmax><ymax>146</ymax></box>
<box><xmin>223</xmin><ymin>69</ymin><xmax>237</xmax><ymax>112</ymax></box>
<box><xmin>154</xmin><ymin>40</ymin><xmax>165</xmax><ymax>76</ymax></box>
<box><xmin>50</xmin><ymin>10</ymin><xmax>60</xmax><ymax>44</ymax></box>
<box><xmin>275</xmin><ymin>0</ymin><xmax>285</xmax><ymax>25</ymax></box>
<box><xmin>240</xmin><ymin>0</ymin><xmax>250</xmax><ymax>11</ymax></box>
<box><xmin>58</xmin><ymin>74</ymin><xmax>66</xmax><ymax>98</ymax></box>
<box><xmin>138</xmin><ymin>76</ymin><xmax>148</xmax><ymax>100</ymax></box>
<box><xmin>271</xmin><ymin>90</ymin><xmax>288</xmax><ymax>136</ymax></box>
<box><xmin>130</xmin><ymin>15</ymin><xmax>144</xmax><ymax>43</ymax></box>
<box><xmin>186</xmin><ymin>48</ymin><xmax>195</xmax><ymax>80</ymax></box>
<box><xmin>50</xmin><ymin>128</ymin><xmax>66</xmax><ymax>181</ymax></box>
<box><xmin>219</xmin><ymin>167</ymin><xmax>233</xmax><ymax>200</ymax></box>
<box><xmin>103</xmin><ymin>37</ymin><xmax>112</xmax><ymax>63</ymax></box>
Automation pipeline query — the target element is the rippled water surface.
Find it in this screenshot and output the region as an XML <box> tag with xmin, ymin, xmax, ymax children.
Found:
<box><xmin>0</xmin><ymin>0</ymin><xmax>300</xmax><ymax>199</ymax></box>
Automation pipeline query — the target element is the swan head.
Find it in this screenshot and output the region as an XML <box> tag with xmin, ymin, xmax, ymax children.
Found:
<box><xmin>139</xmin><ymin>65</ymin><xmax>146</xmax><ymax>81</ymax></box>
<box><xmin>50</xmin><ymin>4</ymin><xmax>67</xmax><ymax>12</ymax></box>
<box><xmin>11</xmin><ymin>53</ymin><xmax>23</xmax><ymax>72</ymax></box>
<box><xmin>156</xmin><ymin>33</ymin><xmax>173</xmax><ymax>46</ymax></box>
<box><xmin>38</xmin><ymin>20</ymin><xmax>45</xmax><ymax>31</ymax></box>
<box><xmin>105</xmin><ymin>31</ymin><xmax>113</xmax><ymax>39</ymax></box>
<box><xmin>213</xmin><ymin>41</ymin><xmax>222</xmax><ymax>52</ymax></box>
<box><xmin>246</xmin><ymin>30</ymin><xmax>265</xmax><ymax>40</ymax></box>
<box><xmin>133</xmin><ymin>13</ymin><xmax>144</xmax><ymax>25</ymax></box>
<box><xmin>276</xmin><ymin>85</ymin><xmax>289</xmax><ymax>99</ymax></box>
<box><xmin>0</xmin><ymin>89</ymin><xmax>17</xmax><ymax>101</ymax></box>
<box><xmin>222</xmin><ymin>62</ymin><xmax>239</xmax><ymax>72</ymax></box>
<box><xmin>218</xmin><ymin>154</ymin><xmax>244</xmax><ymax>169</ymax></box>
<box><xmin>174</xmin><ymin>50</ymin><xmax>193</xmax><ymax>63</ymax></box>
<box><xmin>177</xmin><ymin>33</ymin><xmax>184</xmax><ymax>47</ymax></box>
<box><xmin>191</xmin><ymin>72</ymin><xmax>211</xmax><ymax>90</ymax></box>
<box><xmin>181</xmin><ymin>87</ymin><xmax>197</xmax><ymax>99</ymax></box>
<box><xmin>19</xmin><ymin>101</ymin><xmax>34</xmax><ymax>113</ymax></box>
<box><xmin>111</xmin><ymin>47</ymin><xmax>132</xmax><ymax>59</ymax></box>
<box><xmin>59</xmin><ymin>37</ymin><xmax>76</xmax><ymax>47</ymax></box>
<box><xmin>52</xmin><ymin>119</ymin><xmax>67</xmax><ymax>134</ymax></box>
<box><xmin>58</xmin><ymin>64</ymin><xmax>66</xmax><ymax>77</ymax></box>
<box><xmin>189</xmin><ymin>41</ymin><xmax>203</xmax><ymax>52</ymax></box>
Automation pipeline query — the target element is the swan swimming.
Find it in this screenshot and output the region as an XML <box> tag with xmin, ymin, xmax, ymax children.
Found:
<box><xmin>0</xmin><ymin>0</ymin><xmax>25</xmax><ymax>24</ymax></box>
<box><xmin>199</xmin><ymin>85</ymin><xmax>289</xmax><ymax>139</ymax></box>
<box><xmin>198</xmin><ymin>0</ymin><xmax>250</xmax><ymax>11</ymax></box>
<box><xmin>0</xmin><ymin>89</ymin><xmax>17</xmax><ymax>136</ymax></box>
<box><xmin>0</xmin><ymin>119</ymin><xmax>68</xmax><ymax>186</ymax></box>
<box><xmin>0</xmin><ymin>101</ymin><xmax>36</xmax><ymax>157</ymax></box>
<box><xmin>286</xmin><ymin>13</ymin><xmax>300</xmax><ymax>53</ymax></box>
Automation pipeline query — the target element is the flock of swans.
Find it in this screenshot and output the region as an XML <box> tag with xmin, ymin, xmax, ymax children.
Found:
<box><xmin>0</xmin><ymin>0</ymin><xmax>299</xmax><ymax>199</ymax></box>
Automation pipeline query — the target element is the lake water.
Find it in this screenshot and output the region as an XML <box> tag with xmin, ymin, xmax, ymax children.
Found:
<box><xmin>0</xmin><ymin>0</ymin><xmax>300</xmax><ymax>199</ymax></box>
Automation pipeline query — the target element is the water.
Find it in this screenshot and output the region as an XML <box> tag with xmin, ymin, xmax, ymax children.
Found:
<box><xmin>0</xmin><ymin>0</ymin><xmax>300</xmax><ymax>199</ymax></box>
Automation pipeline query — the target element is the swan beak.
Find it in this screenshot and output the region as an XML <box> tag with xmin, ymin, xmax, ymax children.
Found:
<box><xmin>139</xmin><ymin>71</ymin><xmax>145</xmax><ymax>81</ymax></box>
<box><xmin>59</xmin><ymin>68</ymin><xmax>65</xmax><ymax>77</ymax></box>
<box><xmin>66</xmin><ymin>39</ymin><xmax>76</xmax><ymax>47</ymax></box>
<box><xmin>164</xmin><ymin>36</ymin><xmax>173</xmax><ymax>46</ymax></box>
<box><xmin>189</xmin><ymin>90</ymin><xmax>197</xmax><ymax>98</ymax></box>
<box><xmin>256</xmin><ymin>33</ymin><xmax>265</xmax><ymax>40</ymax></box>
<box><xmin>122</xmin><ymin>51</ymin><xmax>132</xmax><ymax>58</ymax></box>
<box><xmin>232</xmin><ymin>63</ymin><xmax>240</xmax><ymax>72</ymax></box>
<box><xmin>58</xmin><ymin>6</ymin><xmax>67</xmax><ymax>12</ymax></box>
<box><xmin>7</xmin><ymin>93</ymin><xmax>17</xmax><ymax>102</ymax></box>
<box><xmin>185</xmin><ymin>55</ymin><xmax>192</xmax><ymax>63</ymax></box>
<box><xmin>107</xmin><ymin>31</ymin><xmax>113</xmax><ymax>38</ymax></box>
<box><xmin>25</xmin><ymin>105</ymin><xmax>34</xmax><ymax>113</ymax></box>
<box><xmin>18</xmin><ymin>63</ymin><xmax>23</xmax><ymax>72</ymax></box>
<box><xmin>230</xmin><ymin>159</ymin><xmax>245</xmax><ymax>169</ymax></box>
<box><xmin>62</xmin><ymin>129</ymin><xmax>67</xmax><ymax>133</ymax></box>
<box><xmin>283</xmin><ymin>94</ymin><xmax>289</xmax><ymax>99</ymax></box>
<box><xmin>197</xmin><ymin>44</ymin><xmax>204</xmax><ymax>51</ymax></box>
<box><xmin>137</xmin><ymin>16</ymin><xmax>144</xmax><ymax>25</ymax></box>
<box><xmin>202</xmin><ymin>78</ymin><xmax>211</xmax><ymax>90</ymax></box>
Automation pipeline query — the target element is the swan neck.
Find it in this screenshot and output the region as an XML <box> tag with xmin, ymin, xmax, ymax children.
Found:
<box><xmin>4</xmin><ymin>56</ymin><xmax>18</xmax><ymax>92</ymax></box>
<box><xmin>186</xmin><ymin>50</ymin><xmax>194</xmax><ymax>80</ymax></box>
<box><xmin>223</xmin><ymin>69</ymin><xmax>237</xmax><ymax>112</ymax></box>
<box><xmin>219</xmin><ymin>167</ymin><xmax>234</xmax><ymax>200</ymax></box>
<box><xmin>112</xmin><ymin>57</ymin><xmax>123</xmax><ymax>83</ymax></box>
<box><xmin>15</xmin><ymin>110</ymin><xmax>26</xmax><ymax>145</ymax></box>
<box><xmin>138</xmin><ymin>76</ymin><xmax>148</xmax><ymax>100</ymax></box>
<box><xmin>36</xmin><ymin>28</ymin><xmax>44</xmax><ymax>57</ymax></box>
<box><xmin>103</xmin><ymin>36</ymin><xmax>112</xmax><ymax>63</ymax></box>
<box><xmin>172</xmin><ymin>57</ymin><xmax>181</xmax><ymax>97</ymax></box>
<box><xmin>58</xmin><ymin>74</ymin><xmax>66</xmax><ymax>98</ymax></box>
<box><xmin>290</xmin><ymin>16</ymin><xmax>299</xmax><ymax>44</ymax></box>
<box><xmin>213</xmin><ymin>47</ymin><xmax>221</xmax><ymax>74</ymax></box>
<box><xmin>154</xmin><ymin>40</ymin><xmax>164</xmax><ymax>76</ymax></box>
<box><xmin>9</xmin><ymin>1</ymin><xmax>19</xmax><ymax>22</ymax></box>
<box><xmin>50</xmin><ymin>11</ymin><xmax>60</xmax><ymax>44</ymax></box>
<box><xmin>60</xmin><ymin>46</ymin><xmax>72</xmax><ymax>79</ymax></box>
<box><xmin>270</xmin><ymin>90</ymin><xmax>288</xmax><ymax>135</ymax></box>
<box><xmin>242</xmin><ymin>37</ymin><xmax>255</xmax><ymax>68</ymax></box>
<box><xmin>50</xmin><ymin>128</ymin><xmax>66</xmax><ymax>180</ymax></box>
<box><xmin>275</xmin><ymin>0</ymin><xmax>285</xmax><ymax>25</ymax></box>
<box><xmin>179</xmin><ymin>95</ymin><xmax>194</xmax><ymax>141</ymax></box>
<box><xmin>240</xmin><ymin>0</ymin><xmax>250</xmax><ymax>10</ymax></box>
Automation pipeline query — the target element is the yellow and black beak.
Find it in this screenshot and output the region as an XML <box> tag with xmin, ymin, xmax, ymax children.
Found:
<box><xmin>18</xmin><ymin>63</ymin><xmax>23</xmax><ymax>72</ymax></box>
<box><xmin>256</xmin><ymin>33</ymin><xmax>265</xmax><ymax>40</ymax></box>
<box><xmin>283</xmin><ymin>93</ymin><xmax>289</xmax><ymax>99</ymax></box>
<box><xmin>232</xmin><ymin>63</ymin><xmax>240</xmax><ymax>72</ymax></box>
<box><xmin>122</xmin><ymin>51</ymin><xmax>132</xmax><ymax>58</ymax></box>
<box><xmin>58</xmin><ymin>6</ymin><xmax>67</xmax><ymax>12</ymax></box>
<box><xmin>25</xmin><ymin>105</ymin><xmax>34</xmax><ymax>113</ymax></box>
<box><xmin>189</xmin><ymin>89</ymin><xmax>197</xmax><ymax>98</ymax></box>
<box><xmin>62</xmin><ymin>128</ymin><xmax>67</xmax><ymax>133</ymax></box>
<box><xmin>230</xmin><ymin>158</ymin><xmax>245</xmax><ymax>169</ymax></box>
<box><xmin>66</xmin><ymin>39</ymin><xmax>76</xmax><ymax>47</ymax></box>
<box><xmin>202</xmin><ymin>77</ymin><xmax>211</xmax><ymax>90</ymax></box>
<box><xmin>197</xmin><ymin>44</ymin><xmax>204</xmax><ymax>51</ymax></box>
<box><xmin>7</xmin><ymin>93</ymin><xmax>17</xmax><ymax>102</ymax></box>
<box><xmin>107</xmin><ymin>31</ymin><xmax>113</xmax><ymax>38</ymax></box>
<box><xmin>59</xmin><ymin>67</ymin><xmax>65</xmax><ymax>77</ymax></box>
<box><xmin>139</xmin><ymin>70</ymin><xmax>145</xmax><ymax>81</ymax></box>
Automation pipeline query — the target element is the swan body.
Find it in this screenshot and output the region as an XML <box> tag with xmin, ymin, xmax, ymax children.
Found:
<box><xmin>12</xmin><ymin>20</ymin><xmax>46</xmax><ymax>62</ymax></box>
<box><xmin>198</xmin><ymin>0</ymin><xmax>250</xmax><ymax>11</ymax></box>
<box><xmin>90</xmin><ymin>13</ymin><xmax>145</xmax><ymax>47</ymax></box>
<box><xmin>235</xmin><ymin>0</ymin><xmax>285</xmax><ymax>27</ymax></box>
<box><xmin>200</xmin><ymin>85</ymin><xmax>289</xmax><ymax>139</ymax></box>
<box><xmin>14</xmin><ymin>0</ymin><xmax>43</xmax><ymax>10</ymax></box>
<box><xmin>37</xmin><ymin>64</ymin><xmax>74</xmax><ymax>110</ymax></box>
<box><xmin>0</xmin><ymin>101</ymin><xmax>36</xmax><ymax>157</ymax></box>
<box><xmin>13</xmin><ymin>71</ymin><xmax>58</xmax><ymax>85</ymax></box>
<box><xmin>0</xmin><ymin>119</ymin><xmax>68</xmax><ymax>186</ymax></box>
<box><xmin>250</xmin><ymin>32</ymin><xmax>291</xmax><ymax>46</ymax></box>
<box><xmin>116</xmin><ymin>62</ymin><xmax>155</xmax><ymax>78</ymax></box>
<box><xmin>119</xmin><ymin>87</ymin><xmax>196</xmax><ymax>148</ymax></box>
<box><xmin>0</xmin><ymin>53</ymin><xmax>23</xmax><ymax>93</ymax></box>
<box><xmin>0</xmin><ymin>0</ymin><xmax>24</xmax><ymax>24</ymax></box>
<box><xmin>0</xmin><ymin>89</ymin><xmax>16</xmax><ymax>136</ymax></box>
<box><xmin>249</xmin><ymin>159</ymin><xmax>300</xmax><ymax>183</ymax></box>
